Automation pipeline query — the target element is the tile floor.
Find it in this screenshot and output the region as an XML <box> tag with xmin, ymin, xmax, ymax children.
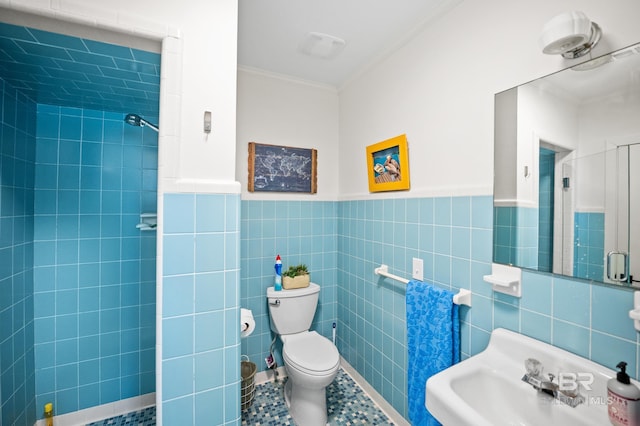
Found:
<box><xmin>86</xmin><ymin>406</ymin><xmax>156</xmax><ymax>425</ymax></box>
<box><xmin>84</xmin><ymin>368</ymin><xmax>394</xmax><ymax>425</ymax></box>
<box><xmin>241</xmin><ymin>368</ymin><xmax>394</xmax><ymax>425</ymax></box>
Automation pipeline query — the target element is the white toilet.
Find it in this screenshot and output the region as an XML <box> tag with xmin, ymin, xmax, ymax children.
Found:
<box><xmin>267</xmin><ymin>282</ymin><xmax>340</xmax><ymax>426</ymax></box>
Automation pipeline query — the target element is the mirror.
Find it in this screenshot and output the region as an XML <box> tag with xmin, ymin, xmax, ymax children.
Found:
<box><xmin>493</xmin><ymin>42</ymin><xmax>640</xmax><ymax>287</ymax></box>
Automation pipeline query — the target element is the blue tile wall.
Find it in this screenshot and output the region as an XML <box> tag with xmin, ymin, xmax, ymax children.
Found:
<box><xmin>0</xmin><ymin>78</ymin><xmax>37</xmax><ymax>426</ymax></box>
<box><xmin>573</xmin><ymin>212</ymin><xmax>605</xmax><ymax>281</ymax></box>
<box><xmin>331</xmin><ymin>196</ymin><xmax>638</xmax><ymax>421</ymax></box>
<box><xmin>336</xmin><ymin>196</ymin><xmax>493</xmax><ymax>417</ymax></box>
<box><xmin>239</xmin><ymin>200</ymin><xmax>338</xmax><ymax>373</ymax></box>
<box><xmin>32</xmin><ymin>105</ymin><xmax>157</xmax><ymax>417</ymax></box>
<box><xmin>162</xmin><ymin>193</ymin><xmax>241</xmax><ymax>426</ymax></box>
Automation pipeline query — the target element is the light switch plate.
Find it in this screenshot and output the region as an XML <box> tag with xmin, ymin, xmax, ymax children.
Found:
<box><xmin>412</xmin><ymin>257</ymin><xmax>424</xmax><ymax>281</ymax></box>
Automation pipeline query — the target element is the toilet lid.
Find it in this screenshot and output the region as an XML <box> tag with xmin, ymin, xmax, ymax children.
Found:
<box><xmin>283</xmin><ymin>331</ymin><xmax>340</xmax><ymax>375</ymax></box>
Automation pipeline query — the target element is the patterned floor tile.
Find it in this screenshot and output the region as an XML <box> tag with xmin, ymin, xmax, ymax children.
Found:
<box><xmin>86</xmin><ymin>405</ymin><xmax>156</xmax><ymax>426</ymax></box>
<box><xmin>242</xmin><ymin>368</ymin><xmax>395</xmax><ymax>425</ymax></box>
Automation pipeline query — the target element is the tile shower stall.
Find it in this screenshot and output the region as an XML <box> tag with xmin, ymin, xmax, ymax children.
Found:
<box><xmin>1</xmin><ymin>83</ymin><xmax>158</xmax><ymax>424</ymax></box>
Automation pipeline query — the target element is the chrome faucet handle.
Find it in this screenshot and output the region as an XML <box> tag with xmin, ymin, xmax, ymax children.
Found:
<box><xmin>525</xmin><ymin>358</ymin><xmax>543</xmax><ymax>376</ymax></box>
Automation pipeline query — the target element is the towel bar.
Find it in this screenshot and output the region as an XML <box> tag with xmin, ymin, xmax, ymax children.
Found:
<box><xmin>374</xmin><ymin>264</ymin><xmax>472</xmax><ymax>307</ymax></box>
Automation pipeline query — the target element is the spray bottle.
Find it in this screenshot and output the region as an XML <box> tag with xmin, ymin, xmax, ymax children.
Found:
<box><xmin>44</xmin><ymin>403</ymin><xmax>54</xmax><ymax>426</ymax></box>
<box><xmin>274</xmin><ymin>255</ymin><xmax>282</xmax><ymax>291</ymax></box>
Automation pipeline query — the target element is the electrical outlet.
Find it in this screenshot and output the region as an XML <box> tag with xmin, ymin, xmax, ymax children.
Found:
<box><xmin>412</xmin><ymin>257</ymin><xmax>424</xmax><ymax>281</ymax></box>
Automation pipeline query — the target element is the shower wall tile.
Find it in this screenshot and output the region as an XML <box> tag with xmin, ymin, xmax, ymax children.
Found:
<box><xmin>0</xmin><ymin>21</ymin><xmax>160</xmax><ymax>117</ymax></box>
<box><xmin>32</xmin><ymin>105</ymin><xmax>157</xmax><ymax>417</ymax></box>
<box><xmin>161</xmin><ymin>193</ymin><xmax>241</xmax><ymax>425</ymax></box>
<box><xmin>0</xmin><ymin>77</ymin><xmax>37</xmax><ymax>426</ymax></box>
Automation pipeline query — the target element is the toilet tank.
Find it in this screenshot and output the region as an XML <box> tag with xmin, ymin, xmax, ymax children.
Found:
<box><xmin>267</xmin><ymin>282</ymin><xmax>320</xmax><ymax>335</ymax></box>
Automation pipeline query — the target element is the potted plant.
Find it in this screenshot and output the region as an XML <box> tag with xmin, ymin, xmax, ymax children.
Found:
<box><xmin>282</xmin><ymin>264</ymin><xmax>310</xmax><ymax>289</ymax></box>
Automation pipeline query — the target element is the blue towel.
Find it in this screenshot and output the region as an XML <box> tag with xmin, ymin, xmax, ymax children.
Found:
<box><xmin>407</xmin><ymin>280</ymin><xmax>460</xmax><ymax>426</ymax></box>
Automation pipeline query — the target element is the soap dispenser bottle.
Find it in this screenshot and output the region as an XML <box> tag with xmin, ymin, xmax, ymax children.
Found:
<box><xmin>608</xmin><ymin>361</ymin><xmax>640</xmax><ymax>426</ymax></box>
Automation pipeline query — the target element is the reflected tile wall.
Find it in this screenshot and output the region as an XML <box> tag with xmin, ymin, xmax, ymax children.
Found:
<box><xmin>539</xmin><ymin>148</ymin><xmax>555</xmax><ymax>272</ymax></box>
<box><xmin>493</xmin><ymin>206</ymin><xmax>538</xmax><ymax>269</ymax></box>
<box><xmin>573</xmin><ymin>212</ymin><xmax>605</xmax><ymax>281</ymax></box>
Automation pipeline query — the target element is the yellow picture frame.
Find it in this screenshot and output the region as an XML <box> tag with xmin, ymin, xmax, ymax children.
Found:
<box><xmin>366</xmin><ymin>134</ymin><xmax>410</xmax><ymax>192</ymax></box>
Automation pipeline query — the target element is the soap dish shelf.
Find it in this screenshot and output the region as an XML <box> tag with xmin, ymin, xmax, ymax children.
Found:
<box><xmin>136</xmin><ymin>213</ymin><xmax>157</xmax><ymax>231</ymax></box>
<box><xmin>629</xmin><ymin>291</ymin><xmax>640</xmax><ymax>332</ymax></box>
<box><xmin>483</xmin><ymin>263</ymin><xmax>522</xmax><ymax>298</ymax></box>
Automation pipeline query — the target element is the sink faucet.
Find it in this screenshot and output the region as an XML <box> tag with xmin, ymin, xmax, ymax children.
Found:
<box><xmin>522</xmin><ymin>359</ymin><xmax>558</xmax><ymax>395</ymax></box>
<box><xmin>522</xmin><ymin>358</ymin><xmax>585</xmax><ymax>408</ymax></box>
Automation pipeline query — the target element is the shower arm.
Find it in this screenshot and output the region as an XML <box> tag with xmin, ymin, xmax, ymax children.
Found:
<box><xmin>124</xmin><ymin>113</ymin><xmax>159</xmax><ymax>132</ymax></box>
<box><xmin>138</xmin><ymin>118</ymin><xmax>159</xmax><ymax>132</ymax></box>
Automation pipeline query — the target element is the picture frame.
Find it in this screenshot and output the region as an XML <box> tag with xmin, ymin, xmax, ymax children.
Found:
<box><xmin>366</xmin><ymin>134</ymin><xmax>410</xmax><ymax>192</ymax></box>
<box><xmin>248</xmin><ymin>142</ymin><xmax>317</xmax><ymax>193</ymax></box>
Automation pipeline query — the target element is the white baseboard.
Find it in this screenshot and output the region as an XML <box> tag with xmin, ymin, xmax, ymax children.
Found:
<box><xmin>254</xmin><ymin>365</ymin><xmax>288</xmax><ymax>385</ymax></box>
<box><xmin>33</xmin><ymin>393</ymin><xmax>155</xmax><ymax>426</ymax></box>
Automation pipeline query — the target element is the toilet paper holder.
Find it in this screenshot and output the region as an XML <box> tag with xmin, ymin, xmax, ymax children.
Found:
<box><xmin>240</xmin><ymin>308</ymin><xmax>256</xmax><ymax>338</ymax></box>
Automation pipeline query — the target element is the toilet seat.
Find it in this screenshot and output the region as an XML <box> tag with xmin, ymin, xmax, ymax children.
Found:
<box><xmin>283</xmin><ymin>331</ymin><xmax>340</xmax><ymax>376</ymax></box>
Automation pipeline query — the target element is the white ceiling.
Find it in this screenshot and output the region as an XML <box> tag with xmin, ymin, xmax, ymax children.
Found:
<box><xmin>237</xmin><ymin>0</ymin><xmax>462</xmax><ymax>88</ymax></box>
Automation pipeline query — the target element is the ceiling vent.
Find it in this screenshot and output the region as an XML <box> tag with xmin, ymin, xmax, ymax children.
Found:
<box><xmin>298</xmin><ymin>32</ymin><xmax>346</xmax><ymax>59</ymax></box>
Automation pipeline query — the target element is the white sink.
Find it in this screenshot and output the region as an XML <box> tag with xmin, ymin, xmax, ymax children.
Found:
<box><xmin>426</xmin><ymin>328</ymin><xmax>637</xmax><ymax>426</ymax></box>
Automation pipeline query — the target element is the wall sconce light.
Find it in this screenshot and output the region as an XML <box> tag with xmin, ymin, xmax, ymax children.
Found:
<box><xmin>539</xmin><ymin>11</ymin><xmax>601</xmax><ymax>59</ymax></box>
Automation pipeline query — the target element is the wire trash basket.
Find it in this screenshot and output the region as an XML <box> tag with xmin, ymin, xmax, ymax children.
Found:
<box><xmin>241</xmin><ymin>355</ymin><xmax>257</xmax><ymax>410</ymax></box>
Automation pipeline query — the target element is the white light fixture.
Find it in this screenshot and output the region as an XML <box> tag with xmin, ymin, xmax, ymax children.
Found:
<box><xmin>571</xmin><ymin>54</ymin><xmax>612</xmax><ymax>71</ymax></box>
<box><xmin>539</xmin><ymin>11</ymin><xmax>601</xmax><ymax>59</ymax></box>
<box><xmin>298</xmin><ymin>32</ymin><xmax>346</xmax><ymax>59</ymax></box>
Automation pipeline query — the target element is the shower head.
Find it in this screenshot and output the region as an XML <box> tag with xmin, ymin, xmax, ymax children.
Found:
<box><xmin>124</xmin><ymin>113</ymin><xmax>159</xmax><ymax>132</ymax></box>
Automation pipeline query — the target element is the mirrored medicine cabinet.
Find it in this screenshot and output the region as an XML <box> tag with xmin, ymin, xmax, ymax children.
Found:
<box><xmin>493</xmin><ymin>42</ymin><xmax>640</xmax><ymax>288</ymax></box>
